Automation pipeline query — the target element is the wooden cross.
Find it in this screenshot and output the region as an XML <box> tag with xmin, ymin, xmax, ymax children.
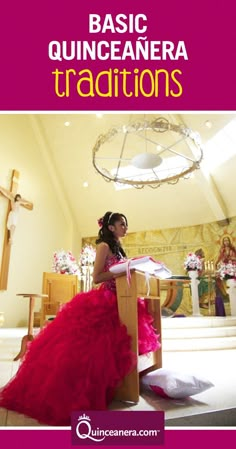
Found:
<box><xmin>0</xmin><ymin>169</ymin><xmax>33</xmax><ymax>291</ymax></box>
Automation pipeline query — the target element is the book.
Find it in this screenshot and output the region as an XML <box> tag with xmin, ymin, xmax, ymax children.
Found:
<box><xmin>109</xmin><ymin>256</ymin><xmax>172</xmax><ymax>280</ymax></box>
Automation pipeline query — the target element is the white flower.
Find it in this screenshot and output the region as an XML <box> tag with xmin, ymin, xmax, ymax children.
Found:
<box><xmin>217</xmin><ymin>262</ymin><xmax>236</xmax><ymax>280</ymax></box>
<box><xmin>52</xmin><ymin>249</ymin><xmax>79</xmax><ymax>275</ymax></box>
<box><xmin>184</xmin><ymin>252</ymin><xmax>202</xmax><ymax>271</ymax></box>
<box><xmin>79</xmin><ymin>245</ymin><xmax>96</xmax><ymax>266</ymax></box>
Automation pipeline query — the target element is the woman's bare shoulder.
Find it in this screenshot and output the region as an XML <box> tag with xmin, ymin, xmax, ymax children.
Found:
<box><xmin>96</xmin><ymin>242</ymin><xmax>110</xmax><ymax>252</ymax></box>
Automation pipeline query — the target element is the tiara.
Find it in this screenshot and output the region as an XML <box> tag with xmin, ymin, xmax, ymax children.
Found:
<box><xmin>78</xmin><ymin>413</ymin><xmax>91</xmax><ymax>421</ymax></box>
<box><xmin>108</xmin><ymin>212</ymin><xmax>114</xmax><ymax>224</ymax></box>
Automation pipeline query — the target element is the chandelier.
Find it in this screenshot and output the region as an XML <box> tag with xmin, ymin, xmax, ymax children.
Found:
<box><xmin>92</xmin><ymin>117</ymin><xmax>204</xmax><ymax>189</ymax></box>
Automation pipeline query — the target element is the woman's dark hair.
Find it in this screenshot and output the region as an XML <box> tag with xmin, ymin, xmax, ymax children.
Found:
<box><xmin>96</xmin><ymin>211</ymin><xmax>128</xmax><ymax>259</ymax></box>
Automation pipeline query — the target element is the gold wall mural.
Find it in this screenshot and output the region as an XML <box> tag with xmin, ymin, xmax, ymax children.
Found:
<box><xmin>82</xmin><ymin>216</ymin><xmax>236</xmax><ymax>317</ymax></box>
<box><xmin>82</xmin><ymin>216</ymin><xmax>236</xmax><ymax>276</ymax></box>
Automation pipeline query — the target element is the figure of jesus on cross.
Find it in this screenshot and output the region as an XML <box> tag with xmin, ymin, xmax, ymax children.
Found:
<box><xmin>0</xmin><ymin>187</ymin><xmax>33</xmax><ymax>244</ymax></box>
<box><xmin>0</xmin><ymin>170</ymin><xmax>33</xmax><ymax>290</ymax></box>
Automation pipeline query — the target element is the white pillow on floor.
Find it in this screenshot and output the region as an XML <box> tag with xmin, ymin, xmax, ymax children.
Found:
<box><xmin>141</xmin><ymin>368</ymin><xmax>214</xmax><ymax>399</ymax></box>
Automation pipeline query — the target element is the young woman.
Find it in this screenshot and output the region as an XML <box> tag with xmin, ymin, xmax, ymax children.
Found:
<box><xmin>0</xmin><ymin>211</ymin><xmax>160</xmax><ymax>426</ymax></box>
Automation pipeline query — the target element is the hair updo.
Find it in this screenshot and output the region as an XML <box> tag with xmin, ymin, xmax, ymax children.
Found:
<box><xmin>96</xmin><ymin>211</ymin><xmax>128</xmax><ymax>259</ymax></box>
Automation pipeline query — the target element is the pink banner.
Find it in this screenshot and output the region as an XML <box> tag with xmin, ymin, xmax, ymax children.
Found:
<box><xmin>0</xmin><ymin>429</ymin><xmax>235</xmax><ymax>448</ymax></box>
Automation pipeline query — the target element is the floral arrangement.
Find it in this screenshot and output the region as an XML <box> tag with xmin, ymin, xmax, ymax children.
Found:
<box><xmin>216</xmin><ymin>261</ymin><xmax>236</xmax><ymax>280</ymax></box>
<box><xmin>52</xmin><ymin>249</ymin><xmax>80</xmax><ymax>275</ymax></box>
<box><xmin>184</xmin><ymin>252</ymin><xmax>203</xmax><ymax>271</ymax></box>
<box><xmin>79</xmin><ymin>244</ymin><xmax>96</xmax><ymax>266</ymax></box>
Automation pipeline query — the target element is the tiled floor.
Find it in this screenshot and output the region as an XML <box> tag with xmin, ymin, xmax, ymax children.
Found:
<box><xmin>0</xmin><ymin>327</ymin><xmax>236</xmax><ymax>427</ymax></box>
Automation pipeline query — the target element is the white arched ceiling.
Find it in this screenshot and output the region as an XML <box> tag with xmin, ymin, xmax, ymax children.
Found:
<box><xmin>29</xmin><ymin>112</ymin><xmax>236</xmax><ymax>237</ymax></box>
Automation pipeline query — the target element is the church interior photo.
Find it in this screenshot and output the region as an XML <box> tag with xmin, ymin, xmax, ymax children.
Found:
<box><xmin>0</xmin><ymin>112</ymin><xmax>236</xmax><ymax>427</ymax></box>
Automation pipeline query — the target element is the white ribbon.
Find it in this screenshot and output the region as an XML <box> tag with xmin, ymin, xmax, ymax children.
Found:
<box><xmin>145</xmin><ymin>272</ymin><xmax>151</xmax><ymax>296</ymax></box>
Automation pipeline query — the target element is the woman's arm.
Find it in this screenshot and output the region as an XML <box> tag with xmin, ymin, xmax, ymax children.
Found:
<box><xmin>93</xmin><ymin>242</ymin><xmax>115</xmax><ymax>284</ymax></box>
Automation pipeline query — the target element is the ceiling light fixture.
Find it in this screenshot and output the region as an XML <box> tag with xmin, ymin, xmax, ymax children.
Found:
<box><xmin>131</xmin><ymin>152</ymin><xmax>162</xmax><ymax>169</ymax></box>
<box><xmin>92</xmin><ymin>117</ymin><xmax>204</xmax><ymax>188</ymax></box>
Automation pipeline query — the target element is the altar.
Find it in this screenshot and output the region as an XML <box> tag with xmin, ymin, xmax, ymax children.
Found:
<box><xmin>159</xmin><ymin>274</ymin><xmax>230</xmax><ymax>317</ymax></box>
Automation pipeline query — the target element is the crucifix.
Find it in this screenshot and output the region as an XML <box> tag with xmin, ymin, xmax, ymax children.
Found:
<box><xmin>0</xmin><ymin>169</ymin><xmax>33</xmax><ymax>290</ymax></box>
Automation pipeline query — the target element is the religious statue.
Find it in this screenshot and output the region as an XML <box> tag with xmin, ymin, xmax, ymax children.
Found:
<box><xmin>0</xmin><ymin>186</ymin><xmax>33</xmax><ymax>244</ymax></box>
<box><xmin>215</xmin><ymin>235</ymin><xmax>236</xmax><ymax>312</ymax></box>
<box><xmin>215</xmin><ymin>236</ymin><xmax>236</xmax><ymax>267</ymax></box>
<box><xmin>0</xmin><ymin>170</ymin><xmax>34</xmax><ymax>290</ymax></box>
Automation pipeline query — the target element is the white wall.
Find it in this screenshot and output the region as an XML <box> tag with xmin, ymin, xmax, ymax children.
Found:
<box><xmin>0</xmin><ymin>115</ymin><xmax>76</xmax><ymax>327</ymax></box>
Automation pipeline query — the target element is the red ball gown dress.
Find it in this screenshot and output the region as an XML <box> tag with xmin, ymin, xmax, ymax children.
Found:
<box><xmin>0</xmin><ymin>255</ymin><xmax>160</xmax><ymax>426</ymax></box>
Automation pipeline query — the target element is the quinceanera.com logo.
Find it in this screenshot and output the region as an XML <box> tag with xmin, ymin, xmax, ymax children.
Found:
<box><xmin>76</xmin><ymin>413</ymin><xmax>105</xmax><ymax>442</ymax></box>
<box><xmin>71</xmin><ymin>411</ymin><xmax>165</xmax><ymax>446</ymax></box>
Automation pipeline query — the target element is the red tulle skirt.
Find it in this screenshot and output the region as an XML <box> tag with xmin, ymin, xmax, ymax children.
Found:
<box><xmin>0</xmin><ymin>286</ymin><xmax>160</xmax><ymax>426</ymax></box>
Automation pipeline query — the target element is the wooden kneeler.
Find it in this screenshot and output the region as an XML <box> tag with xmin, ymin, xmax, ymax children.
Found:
<box><xmin>115</xmin><ymin>270</ymin><xmax>162</xmax><ymax>403</ymax></box>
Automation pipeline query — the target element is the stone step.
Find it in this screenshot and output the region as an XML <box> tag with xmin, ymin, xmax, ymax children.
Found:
<box><xmin>162</xmin><ymin>316</ymin><xmax>236</xmax><ymax>329</ymax></box>
<box><xmin>161</xmin><ymin>316</ymin><xmax>236</xmax><ymax>351</ymax></box>
<box><xmin>163</xmin><ymin>325</ymin><xmax>236</xmax><ymax>339</ymax></box>
<box><xmin>162</xmin><ymin>335</ymin><xmax>236</xmax><ymax>351</ymax></box>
